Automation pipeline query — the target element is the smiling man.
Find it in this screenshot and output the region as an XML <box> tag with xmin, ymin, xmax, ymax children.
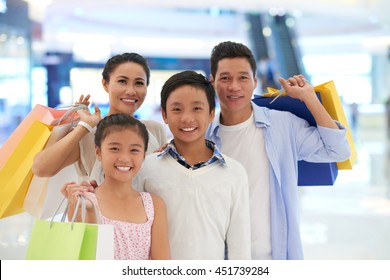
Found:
<box><xmin>207</xmin><ymin>41</ymin><xmax>351</xmax><ymax>260</ymax></box>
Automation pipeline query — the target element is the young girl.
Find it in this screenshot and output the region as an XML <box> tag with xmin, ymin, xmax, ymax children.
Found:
<box><xmin>62</xmin><ymin>113</ymin><xmax>170</xmax><ymax>260</ymax></box>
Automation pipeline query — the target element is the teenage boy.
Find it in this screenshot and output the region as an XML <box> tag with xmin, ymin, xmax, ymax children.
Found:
<box><xmin>207</xmin><ymin>41</ymin><xmax>351</xmax><ymax>260</ymax></box>
<box><xmin>134</xmin><ymin>70</ymin><xmax>251</xmax><ymax>260</ymax></box>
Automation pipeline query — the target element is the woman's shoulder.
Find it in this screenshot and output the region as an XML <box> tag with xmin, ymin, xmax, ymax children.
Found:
<box><xmin>141</xmin><ymin>119</ymin><xmax>164</xmax><ymax>130</ymax></box>
<box><xmin>141</xmin><ymin>119</ymin><xmax>168</xmax><ymax>146</ymax></box>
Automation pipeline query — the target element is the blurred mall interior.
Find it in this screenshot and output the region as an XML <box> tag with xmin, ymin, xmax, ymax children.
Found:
<box><xmin>0</xmin><ymin>0</ymin><xmax>390</xmax><ymax>259</ymax></box>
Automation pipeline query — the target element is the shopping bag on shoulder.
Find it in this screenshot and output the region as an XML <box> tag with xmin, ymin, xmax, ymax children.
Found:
<box><xmin>0</xmin><ymin>105</ymin><xmax>71</xmax><ymax>170</ymax></box>
<box><xmin>260</xmin><ymin>81</ymin><xmax>356</xmax><ymax>170</ymax></box>
<box><xmin>252</xmin><ymin>93</ymin><xmax>338</xmax><ymax>186</ymax></box>
<box><xmin>23</xmin><ymin>122</ymin><xmax>79</xmax><ymax>219</ymax></box>
<box><xmin>0</xmin><ymin>121</ymin><xmax>52</xmax><ymax>218</ymax></box>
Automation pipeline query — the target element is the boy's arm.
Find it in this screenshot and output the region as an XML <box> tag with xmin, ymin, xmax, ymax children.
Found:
<box><xmin>226</xmin><ymin>166</ymin><xmax>252</xmax><ymax>260</ymax></box>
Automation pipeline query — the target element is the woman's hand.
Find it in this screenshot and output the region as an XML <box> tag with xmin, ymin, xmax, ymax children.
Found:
<box><xmin>76</xmin><ymin>94</ymin><xmax>91</xmax><ymax>107</ymax></box>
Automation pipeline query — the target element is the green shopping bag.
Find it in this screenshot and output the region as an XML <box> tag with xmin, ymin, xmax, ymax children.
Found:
<box><xmin>25</xmin><ymin>196</ymin><xmax>98</xmax><ymax>260</ymax></box>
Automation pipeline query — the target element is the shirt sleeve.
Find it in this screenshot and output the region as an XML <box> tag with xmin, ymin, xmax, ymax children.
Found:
<box><xmin>291</xmin><ymin>113</ymin><xmax>351</xmax><ymax>163</ymax></box>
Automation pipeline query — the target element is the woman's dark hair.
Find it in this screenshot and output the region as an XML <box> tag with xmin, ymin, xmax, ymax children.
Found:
<box><xmin>210</xmin><ymin>41</ymin><xmax>257</xmax><ymax>79</ymax></box>
<box><xmin>102</xmin><ymin>53</ymin><xmax>150</xmax><ymax>86</ymax></box>
<box><xmin>160</xmin><ymin>70</ymin><xmax>216</xmax><ymax>114</ymax></box>
<box><xmin>94</xmin><ymin>113</ymin><xmax>149</xmax><ymax>152</ymax></box>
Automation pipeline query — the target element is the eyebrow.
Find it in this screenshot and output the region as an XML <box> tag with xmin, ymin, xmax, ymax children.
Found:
<box><xmin>169</xmin><ymin>101</ymin><xmax>206</xmax><ymax>107</ymax></box>
<box><xmin>107</xmin><ymin>142</ymin><xmax>143</xmax><ymax>148</ymax></box>
<box><xmin>116</xmin><ymin>75</ymin><xmax>145</xmax><ymax>81</ymax></box>
<box><xmin>219</xmin><ymin>71</ymin><xmax>251</xmax><ymax>75</ymax></box>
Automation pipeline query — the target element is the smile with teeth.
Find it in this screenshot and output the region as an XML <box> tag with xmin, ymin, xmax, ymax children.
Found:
<box><xmin>116</xmin><ymin>166</ymin><xmax>132</xmax><ymax>172</ymax></box>
<box><xmin>121</xmin><ymin>98</ymin><xmax>137</xmax><ymax>103</ymax></box>
<box><xmin>228</xmin><ymin>96</ymin><xmax>241</xmax><ymax>100</ymax></box>
<box><xmin>181</xmin><ymin>127</ymin><xmax>196</xmax><ymax>132</ymax></box>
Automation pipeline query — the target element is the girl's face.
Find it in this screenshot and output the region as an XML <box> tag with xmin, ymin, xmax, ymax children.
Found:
<box><xmin>103</xmin><ymin>62</ymin><xmax>147</xmax><ymax>116</ymax></box>
<box><xmin>96</xmin><ymin>128</ymin><xmax>145</xmax><ymax>184</ymax></box>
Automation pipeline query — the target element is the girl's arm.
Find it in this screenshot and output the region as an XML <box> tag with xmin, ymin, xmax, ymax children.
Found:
<box><xmin>62</xmin><ymin>182</ymin><xmax>97</xmax><ymax>224</ymax></box>
<box><xmin>150</xmin><ymin>194</ymin><xmax>171</xmax><ymax>260</ymax></box>
<box><xmin>32</xmin><ymin>103</ymin><xmax>101</xmax><ymax>177</ymax></box>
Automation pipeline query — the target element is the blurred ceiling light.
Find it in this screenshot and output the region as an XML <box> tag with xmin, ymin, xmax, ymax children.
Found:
<box><xmin>122</xmin><ymin>37</ymin><xmax>205</xmax><ymax>50</ymax></box>
<box><xmin>56</xmin><ymin>32</ymin><xmax>116</xmax><ymax>44</ymax></box>
<box><xmin>0</xmin><ymin>33</ymin><xmax>7</xmax><ymax>42</ymax></box>
<box><xmin>262</xmin><ymin>27</ymin><xmax>272</xmax><ymax>37</ymax></box>
<box><xmin>72</xmin><ymin>41</ymin><xmax>111</xmax><ymax>62</ymax></box>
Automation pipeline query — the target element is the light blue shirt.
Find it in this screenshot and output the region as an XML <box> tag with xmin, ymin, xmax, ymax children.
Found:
<box><xmin>207</xmin><ymin>101</ymin><xmax>350</xmax><ymax>259</ymax></box>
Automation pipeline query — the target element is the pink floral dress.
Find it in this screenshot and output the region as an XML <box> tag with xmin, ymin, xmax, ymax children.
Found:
<box><xmin>92</xmin><ymin>192</ymin><xmax>154</xmax><ymax>260</ymax></box>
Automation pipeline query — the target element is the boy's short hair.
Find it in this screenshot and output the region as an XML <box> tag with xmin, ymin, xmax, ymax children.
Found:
<box><xmin>160</xmin><ymin>70</ymin><xmax>216</xmax><ymax>114</ymax></box>
<box><xmin>210</xmin><ymin>41</ymin><xmax>257</xmax><ymax>79</ymax></box>
<box><xmin>94</xmin><ymin>113</ymin><xmax>149</xmax><ymax>152</ymax></box>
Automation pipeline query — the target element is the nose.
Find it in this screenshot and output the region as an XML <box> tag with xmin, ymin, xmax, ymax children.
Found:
<box><xmin>117</xmin><ymin>151</ymin><xmax>132</xmax><ymax>163</ymax></box>
<box><xmin>125</xmin><ymin>84</ymin><xmax>136</xmax><ymax>95</ymax></box>
<box><xmin>228</xmin><ymin>79</ymin><xmax>241</xmax><ymax>91</ymax></box>
<box><xmin>180</xmin><ymin>110</ymin><xmax>195</xmax><ymax>123</ymax></box>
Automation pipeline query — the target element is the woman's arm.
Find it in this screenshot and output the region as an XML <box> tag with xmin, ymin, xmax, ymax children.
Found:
<box><xmin>32</xmin><ymin>104</ymin><xmax>101</xmax><ymax>177</ymax></box>
<box><xmin>150</xmin><ymin>194</ymin><xmax>171</xmax><ymax>260</ymax></box>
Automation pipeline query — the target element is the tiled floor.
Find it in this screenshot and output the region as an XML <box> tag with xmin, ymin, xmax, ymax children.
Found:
<box><xmin>300</xmin><ymin>126</ymin><xmax>390</xmax><ymax>260</ymax></box>
<box><xmin>1</xmin><ymin>122</ymin><xmax>389</xmax><ymax>260</ymax></box>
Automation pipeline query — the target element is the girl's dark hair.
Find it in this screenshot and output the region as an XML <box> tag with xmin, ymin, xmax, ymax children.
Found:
<box><xmin>160</xmin><ymin>70</ymin><xmax>216</xmax><ymax>114</ymax></box>
<box><xmin>102</xmin><ymin>53</ymin><xmax>150</xmax><ymax>86</ymax></box>
<box><xmin>210</xmin><ymin>41</ymin><xmax>257</xmax><ymax>79</ymax></box>
<box><xmin>94</xmin><ymin>113</ymin><xmax>149</xmax><ymax>152</ymax></box>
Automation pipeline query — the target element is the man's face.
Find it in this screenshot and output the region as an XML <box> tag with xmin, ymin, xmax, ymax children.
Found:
<box><xmin>211</xmin><ymin>57</ymin><xmax>257</xmax><ymax>120</ymax></box>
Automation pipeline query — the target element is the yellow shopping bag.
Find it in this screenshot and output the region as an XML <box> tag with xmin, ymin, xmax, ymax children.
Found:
<box><xmin>0</xmin><ymin>104</ymin><xmax>73</xmax><ymax>170</ymax></box>
<box><xmin>263</xmin><ymin>80</ymin><xmax>357</xmax><ymax>169</ymax></box>
<box><xmin>0</xmin><ymin>121</ymin><xmax>52</xmax><ymax>218</ymax></box>
<box><xmin>314</xmin><ymin>81</ymin><xmax>357</xmax><ymax>169</ymax></box>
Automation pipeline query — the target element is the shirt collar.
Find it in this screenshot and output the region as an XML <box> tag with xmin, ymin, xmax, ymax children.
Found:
<box><xmin>208</xmin><ymin>102</ymin><xmax>271</xmax><ymax>137</ymax></box>
<box><xmin>159</xmin><ymin>139</ymin><xmax>226</xmax><ymax>168</ymax></box>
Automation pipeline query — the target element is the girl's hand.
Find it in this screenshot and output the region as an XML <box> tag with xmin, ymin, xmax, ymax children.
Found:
<box><xmin>60</xmin><ymin>182</ymin><xmax>93</xmax><ymax>208</ymax></box>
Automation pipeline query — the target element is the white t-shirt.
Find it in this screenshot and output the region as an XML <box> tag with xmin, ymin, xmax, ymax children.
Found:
<box><xmin>219</xmin><ymin>113</ymin><xmax>272</xmax><ymax>260</ymax></box>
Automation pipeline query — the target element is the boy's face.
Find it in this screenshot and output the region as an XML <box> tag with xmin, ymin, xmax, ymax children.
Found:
<box><xmin>211</xmin><ymin>57</ymin><xmax>257</xmax><ymax>117</ymax></box>
<box><xmin>162</xmin><ymin>85</ymin><xmax>215</xmax><ymax>146</ymax></box>
<box><xmin>95</xmin><ymin>128</ymin><xmax>145</xmax><ymax>184</ymax></box>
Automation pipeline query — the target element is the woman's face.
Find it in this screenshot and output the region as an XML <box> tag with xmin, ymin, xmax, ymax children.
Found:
<box><xmin>103</xmin><ymin>62</ymin><xmax>148</xmax><ymax>116</ymax></box>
